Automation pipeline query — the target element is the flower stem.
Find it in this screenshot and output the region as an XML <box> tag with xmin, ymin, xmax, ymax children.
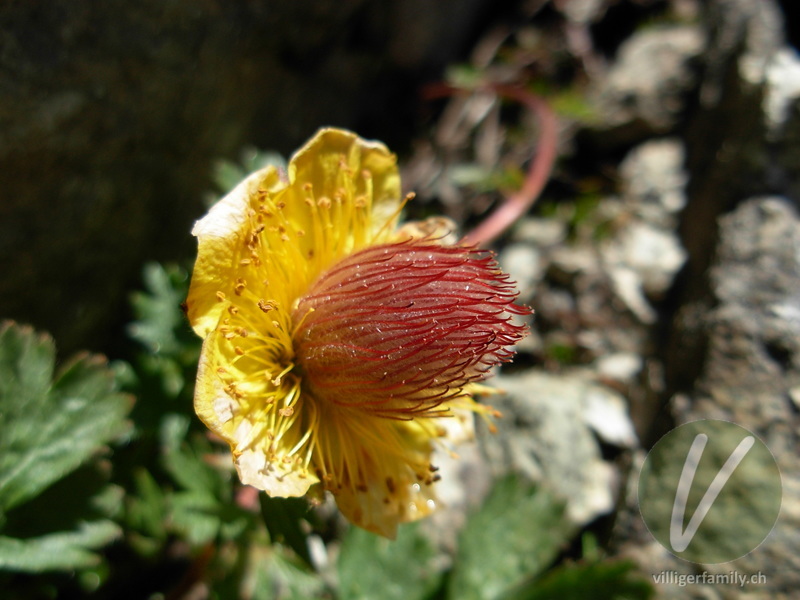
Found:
<box><xmin>423</xmin><ymin>83</ymin><xmax>558</xmax><ymax>246</ymax></box>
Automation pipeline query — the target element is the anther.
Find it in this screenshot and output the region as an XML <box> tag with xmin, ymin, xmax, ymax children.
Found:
<box><xmin>257</xmin><ymin>299</ymin><xmax>276</xmax><ymax>313</ymax></box>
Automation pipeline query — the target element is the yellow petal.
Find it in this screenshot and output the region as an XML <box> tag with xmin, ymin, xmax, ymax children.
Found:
<box><xmin>310</xmin><ymin>406</ymin><xmax>443</xmax><ymax>538</ymax></box>
<box><xmin>335</xmin><ymin>471</ymin><xmax>438</xmax><ymax>539</ymax></box>
<box><xmin>187</xmin><ymin>166</ymin><xmax>285</xmax><ymax>338</ymax></box>
<box><xmin>187</xmin><ymin>128</ymin><xmax>403</xmax><ymax>338</ymax></box>
<box><xmin>234</xmin><ymin>432</ymin><xmax>315</xmax><ymax>498</ymax></box>
<box><xmin>194</xmin><ymin>328</ymin><xmax>319</xmax><ymax>497</ymax></box>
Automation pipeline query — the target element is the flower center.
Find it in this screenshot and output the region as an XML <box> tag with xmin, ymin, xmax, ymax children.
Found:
<box><xmin>292</xmin><ymin>240</ymin><xmax>528</xmax><ymax>419</ymax></box>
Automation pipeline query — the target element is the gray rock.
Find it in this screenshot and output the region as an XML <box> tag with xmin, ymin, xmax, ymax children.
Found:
<box><xmin>620</xmin><ymin>197</ymin><xmax>800</xmax><ymax>597</ymax></box>
<box><xmin>479</xmin><ymin>371</ymin><xmax>637</xmax><ymax>526</ymax></box>
<box><xmin>499</xmin><ymin>243</ymin><xmax>543</xmax><ymax>301</ymax></box>
<box><xmin>592</xmin><ymin>25</ymin><xmax>705</xmax><ymax>144</ymax></box>
<box><xmin>764</xmin><ymin>48</ymin><xmax>800</xmax><ymax>136</ymax></box>
<box><xmin>511</xmin><ymin>217</ymin><xmax>568</xmax><ymax>248</ymax></box>
<box><xmin>764</xmin><ymin>48</ymin><xmax>800</xmax><ymax>203</ymax></box>
<box><xmin>668</xmin><ymin>0</ymin><xmax>788</xmax><ymax>401</ymax></box>
<box><xmin>620</xmin><ymin>138</ymin><xmax>688</xmax><ymax>228</ymax></box>
<box><xmin>603</xmin><ymin>222</ymin><xmax>687</xmax><ymax>296</ymax></box>
<box><xmin>595</xmin><ymin>352</ymin><xmax>643</xmax><ymax>384</ymax></box>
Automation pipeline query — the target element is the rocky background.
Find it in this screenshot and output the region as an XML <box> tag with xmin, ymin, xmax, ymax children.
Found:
<box><xmin>2</xmin><ymin>0</ymin><xmax>799</xmax><ymax>598</ymax></box>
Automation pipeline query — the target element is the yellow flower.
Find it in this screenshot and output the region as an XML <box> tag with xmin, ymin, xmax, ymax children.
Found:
<box><xmin>186</xmin><ymin>128</ymin><xmax>527</xmax><ymax>537</ymax></box>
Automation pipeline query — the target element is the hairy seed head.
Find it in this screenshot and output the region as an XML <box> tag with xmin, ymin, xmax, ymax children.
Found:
<box><xmin>293</xmin><ymin>240</ymin><xmax>529</xmax><ymax>419</ymax></box>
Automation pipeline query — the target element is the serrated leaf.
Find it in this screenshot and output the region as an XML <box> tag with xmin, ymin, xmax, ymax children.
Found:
<box><xmin>448</xmin><ymin>476</ymin><xmax>575</xmax><ymax>600</ymax></box>
<box><xmin>259</xmin><ymin>495</ymin><xmax>316</xmax><ymax>566</ymax></box>
<box><xmin>1</xmin><ymin>462</ymin><xmax>120</xmax><ymax>540</ymax></box>
<box><xmin>0</xmin><ymin>322</ymin><xmax>133</xmax><ymax>514</ymax></box>
<box><xmin>128</xmin><ymin>262</ymin><xmax>190</xmax><ymax>357</ymax></box>
<box><xmin>510</xmin><ymin>560</ymin><xmax>654</xmax><ymax>600</ymax></box>
<box><xmin>125</xmin><ymin>468</ymin><xmax>169</xmax><ymax>543</ymax></box>
<box><xmin>157</xmin><ymin>414</ymin><xmax>253</xmax><ymax>546</ymax></box>
<box><xmin>171</xmin><ymin>491</ymin><xmax>224</xmax><ymax>545</ymax></box>
<box><xmin>338</xmin><ymin>522</ymin><xmax>445</xmax><ymax>600</ymax></box>
<box><xmin>240</xmin><ymin>528</ymin><xmax>325</xmax><ymax>600</ymax></box>
<box><xmin>0</xmin><ymin>520</ymin><xmax>120</xmax><ymax>572</ymax></box>
<box><xmin>160</xmin><ymin>414</ymin><xmax>221</xmax><ymax>494</ymax></box>
<box><xmin>125</xmin><ymin>263</ymin><xmax>200</xmax><ymax>412</ymax></box>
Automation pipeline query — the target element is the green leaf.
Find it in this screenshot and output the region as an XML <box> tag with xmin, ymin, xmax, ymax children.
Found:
<box><xmin>1</xmin><ymin>462</ymin><xmax>121</xmax><ymax>540</ymax></box>
<box><xmin>128</xmin><ymin>262</ymin><xmax>191</xmax><ymax>358</ymax></box>
<box><xmin>448</xmin><ymin>476</ymin><xmax>575</xmax><ymax>600</ymax></box>
<box><xmin>125</xmin><ymin>263</ymin><xmax>200</xmax><ymax>426</ymax></box>
<box><xmin>171</xmin><ymin>491</ymin><xmax>226</xmax><ymax>545</ymax></box>
<box><xmin>0</xmin><ymin>520</ymin><xmax>120</xmax><ymax>572</ymax></box>
<box><xmin>259</xmin><ymin>495</ymin><xmax>315</xmax><ymax>566</ymax></box>
<box><xmin>338</xmin><ymin>522</ymin><xmax>445</xmax><ymax>600</ymax></box>
<box><xmin>241</xmin><ymin>530</ymin><xmax>326</xmax><ymax>600</ymax></box>
<box><xmin>445</xmin><ymin>63</ymin><xmax>483</xmax><ymax>89</ymax></box>
<box><xmin>160</xmin><ymin>414</ymin><xmax>222</xmax><ymax>496</ymax></box>
<box><xmin>0</xmin><ymin>322</ymin><xmax>133</xmax><ymax>514</ymax></box>
<box><xmin>449</xmin><ymin>164</ymin><xmax>525</xmax><ymax>194</ymax></box>
<box><xmin>158</xmin><ymin>414</ymin><xmax>253</xmax><ymax>546</ymax></box>
<box><xmin>510</xmin><ymin>560</ymin><xmax>654</xmax><ymax>600</ymax></box>
<box><xmin>212</xmin><ymin>147</ymin><xmax>287</xmax><ymax>197</ymax></box>
<box><xmin>125</xmin><ymin>468</ymin><xmax>170</xmax><ymax>545</ymax></box>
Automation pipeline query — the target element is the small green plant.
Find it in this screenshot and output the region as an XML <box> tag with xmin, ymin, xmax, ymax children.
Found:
<box><xmin>0</xmin><ymin>322</ymin><xmax>132</xmax><ymax>574</ymax></box>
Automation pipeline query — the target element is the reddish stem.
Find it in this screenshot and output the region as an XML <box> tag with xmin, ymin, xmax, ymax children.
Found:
<box><xmin>423</xmin><ymin>83</ymin><xmax>558</xmax><ymax>246</ymax></box>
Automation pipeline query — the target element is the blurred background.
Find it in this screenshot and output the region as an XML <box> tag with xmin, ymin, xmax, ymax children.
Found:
<box><xmin>1</xmin><ymin>0</ymin><xmax>798</xmax><ymax>598</ymax></box>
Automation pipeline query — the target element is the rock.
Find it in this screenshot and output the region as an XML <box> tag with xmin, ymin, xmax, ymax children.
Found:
<box><xmin>427</xmin><ymin>439</ymin><xmax>492</xmax><ymax>552</ymax></box>
<box><xmin>499</xmin><ymin>243</ymin><xmax>543</xmax><ymax>301</ymax></box>
<box><xmin>619</xmin><ymin>197</ymin><xmax>800</xmax><ymax>598</ymax></box>
<box><xmin>764</xmin><ymin>47</ymin><xmax>800</xmax><ymax>203</ymax></box>
<box><xmin>666</xmin><ymin>0</ymin><xmax>788</xmax><ymax>401</ymax></box>
<box><xmin>603</xmin><ymin>222</ymin><xmax>687</xmax><ymax>296</ymax></box>
<box><xmin>582</xmin><ymin>382</ymin><xmax>639</xmax><ymax>448</ymax></box>
<box><xmin>479</xmin><ymin>371</ymin><xmax>637</xmax><ymax>526</ymax></box>
<box><xmin>764</xmin><ymin>48</ymin><xmax>800</xmax><ymax>136</ymax></box>
<box><xmin>549</xmin><ymin>245</ymin><xmax>599</xmax><ymax>285</ymax></box>
<box><xmin>595</xmin><ymin>352</ymin><xmax>643</xmax><ymax>384</ymax></box>
<box><xmin>605</xmin><ymin>264</ymin><xmax>658</xmax><ymax>324</ymax></box>
<box><xmin>591</xmin><ymin>25</ymin><xmax>705</xmax><ymax>145</ymax></box>
<box><xmin>620</xmin><ymin>138</ymin><xmax>688</xmax><ymax>228</ymax></box>
<box><xmin>511</xmin><ymin>217</ymin><xmax>568</xmax><ymax>248</ymax></box>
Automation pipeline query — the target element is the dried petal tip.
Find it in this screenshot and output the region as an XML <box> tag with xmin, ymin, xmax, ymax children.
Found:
<box><xmin>293</xmin><ymin>240</ymin><xmax>529</xmax><ymax>419</ymax></box>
